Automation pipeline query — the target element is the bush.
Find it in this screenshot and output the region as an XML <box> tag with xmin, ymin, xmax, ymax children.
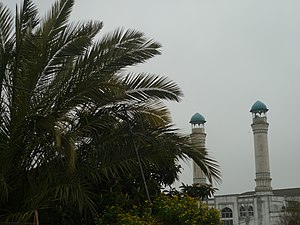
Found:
<box><xmin>95</xmin><ymin>204</ymin><xmax>159</xmax><ymax>225</ymax></box>
<box><xmin>153</xmin><ymin>194</ymin><xmax>220</xmax><ymax>225</ymax></box>
<box><xmin>96</xmin><ymin>194</ymin><xmax>221</xmax><ymax>225</ymax></box>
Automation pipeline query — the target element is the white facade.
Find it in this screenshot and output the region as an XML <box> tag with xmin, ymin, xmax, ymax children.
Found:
<box><xmin>192</xmin><ymin>101</ymin><xmax>300</xmax><ymax>225</ymax></box>
<box><xmin>208</xmin><ymin>189</ymin><xmax>300</xmax><ymax>225</ymax></box>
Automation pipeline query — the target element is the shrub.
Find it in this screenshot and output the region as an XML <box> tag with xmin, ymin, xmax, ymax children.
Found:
<box><xmin>96</xmin><ymin>194</ymin><xmax>221</xmax><ymax>225</ymax></box>
<box><xmin>153</xmin><ymin>194</ymin><xmax>220</xmax><ymax>225</ymax></box>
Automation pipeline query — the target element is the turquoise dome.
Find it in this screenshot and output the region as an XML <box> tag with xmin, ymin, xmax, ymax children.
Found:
<box><xmin>190</xmin><ymin>113</ymin><xmax>206</xmax><ymax>124</ymax></box>
<box><xmin>250</xmin><ymin>100</ymin><xmax>268</xmax><ymax>113</ymax></box>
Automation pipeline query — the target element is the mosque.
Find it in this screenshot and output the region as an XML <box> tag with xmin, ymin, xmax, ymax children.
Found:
<box><xmin>190</xmin><ymin>100</ymin><xmax>300</xmax><ymax>225</ymax></box>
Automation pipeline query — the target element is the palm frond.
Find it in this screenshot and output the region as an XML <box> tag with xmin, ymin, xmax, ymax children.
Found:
<box><xmin>15</xmin><ymin>0</ymin><xmax>39</xmax><ymax>43</ymax></box>
<box><xmin>37</xmin><ymin>20</ymin><xmax>103</xmax><ymax>88</ymax></box>
<box><xmin>0</xmin><ymin>4</ymin><xmax>13</xmax><ymax>94</ymax></box>
<box><xmin>92</xmin><ymin>28</ymin><xmax>161</xmax><ymax>74</ymax></box>
<box><xmin>51</xmin><ymin>179</ymin><xmax>96</xmax><ymax>215</ymax></box>
<box><xmin>3</xmin><ymin>210</ymin><xmax>34</xmax><ymax>224</ymax></box>
<box><xmin>182</xmin><ymin>145</ymin><xmax>222</xmax><ymax>185</ymax></box>
<box><xmin>124</xmin><ymin>72</ymin><xmax>183</xmax><ymax>102</ymax></box>
<box><xmin>36</xmin><ymin>34</ymin><xmax>91</xmax><ymax>89</ymax></box>
<box><xmin>118</xmin><ymin>100</ymin><xmax>172</xmax><ymax>127</ymax></box>
<box><xmin>0</xmin><ymin>172</ymin><xmax>9</xmax><ymax>202</ymax></box>
<box><xmin>0</xmin><ymin>3</ymin><xmax>13</xmax><ymax>49</ymax></box>
<box><xmin>40</xmin><ymin>0</ymin><xmax>74</xmax><ymax>42</ymax></box>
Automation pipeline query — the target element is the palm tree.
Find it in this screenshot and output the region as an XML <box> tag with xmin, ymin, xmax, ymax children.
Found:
<box><xmin>0</xmin><ymin>0</ymin><xmax>221</xmax><ymax>224</ymax></box>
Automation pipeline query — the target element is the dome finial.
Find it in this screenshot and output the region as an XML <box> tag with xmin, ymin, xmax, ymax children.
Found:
<box><xmin>250</xmin><ymin>100</ymin><xmax>268</xmax><ymax>114</ymax></box>
<box><xmin>190</xmin><ymin>113</ymin><xmax>206</xmax><ymax>124</ymax></box>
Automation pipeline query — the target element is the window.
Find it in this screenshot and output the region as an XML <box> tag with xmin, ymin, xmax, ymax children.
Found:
<box><xmin>222</xmin><ymin>207</ymin><xmax>233</xmax><ymax>225</ymax></box>
<box><xmin>224</xmin><ymin>221</ymin><xmax>233</xmax><ymax>225</ymax></box>
<box><xmin>222</xmin><ymin>207</ymin><xmax>233</xmax><ymax>218</ymax></box>
<box><xmin>248</xmin><ymin>206</ymin><xmax>254</xmax><ymax>217</ymax></box>
<box><xmin>240</xmin><ymin>206</ymin><xmax>246</xmax><ymax>217</ymax></box>
<box><xmin>287</xmin><ymin>201</ymin><xmax>298</xmax><ymax>209</ymax></box>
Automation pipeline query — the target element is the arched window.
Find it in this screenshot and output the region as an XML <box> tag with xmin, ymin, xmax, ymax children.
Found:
<box><xmin>222</xmin><ymin>207</ymin><xmax>233</xmax><ymax>218</ymax></box>
<box><xmin>248</xmin><ymin>206</ymin><xmax>254</xmax><ymax>217</ymax></box>
<box><xmin>221</xmin><ymin>207</ymin><xmax>233</xmax><ymax>225</ymax></box>
<box><xmin>240</xmin><ymin>206</ymin><xmax>246</xmax><ymax>217</ymax></box>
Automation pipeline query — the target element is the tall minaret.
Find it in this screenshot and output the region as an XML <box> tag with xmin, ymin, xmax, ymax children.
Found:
<box><xmin>250</xmin><ymin>100</ymin><xmax>272</xmax><ymax>193</ymax></box>
<box><xmin>190</xmin><ymin>113</ymin><xmax>207</xmax><ymax>185</ymax></box>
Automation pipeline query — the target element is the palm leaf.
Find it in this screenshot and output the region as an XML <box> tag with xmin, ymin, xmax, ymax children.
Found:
<box><xmin>0</xmin><ymin>2</ymin><xmax>14</xmax><ymax>88</ymax></box>
<box><xmin>40</xmin><ymin>0</ymin><xmax>74</xmax><ymax>43</ymax></box>
<box><xmin>123</xmin><ymin>72</ymin><xmax>183</xmax><ymax>102</ymax></box>
<box><xmin>90</xmin><ymin>28</ymin><xmax>161</xmax><ymax>74</ymax></box>
<box><xmin>14</xmin><ymin>0</ymin><xmax>39</xmax><ymax>51</ymax></box>
<box><xmin>182</xmin><ymin>144</ymin><xmax>221</xmax><ymax>185</ymax></box>
<box><xmin>0</xmin><ymin>3</ymin><xmax>13</xmax><ymax>45</ymax></box>
<box><xmin>36</xmin><ymin>21</ymin><xmax>103</xmax><ymax>90</ymax></box>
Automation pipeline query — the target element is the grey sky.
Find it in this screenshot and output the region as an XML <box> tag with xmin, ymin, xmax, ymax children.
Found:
<box><xmin>2</xmin><ymin>0</ymin><xmax>300</xmax><ymax>195</ymax></box>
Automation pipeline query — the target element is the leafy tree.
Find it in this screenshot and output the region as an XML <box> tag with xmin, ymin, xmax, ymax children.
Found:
<box><xmin>277</xmin><ymin>202</ymin><xmax>300</xmax><ymax>225</ymax></box>
<box><xmin>0</xmin><ymin>0</ymin><xmax>221</xmax><ymax>224</ymax></box>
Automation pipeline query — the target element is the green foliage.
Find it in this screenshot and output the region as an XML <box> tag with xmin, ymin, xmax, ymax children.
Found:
<box><xmin>96</xmin><ymin>205</ymin><xmax>157</xmax><ymax>225</ymax></box>
<box><xmin>179</xmin><ymin>183</ymin><xmax>218</xmax><ymax>200</ymax></box>
<box><xmin>96</xmin><ymin>194</ymin><xmax>221</xmax><ymax>225</ymax></box>
<box><xmin>153</xmin><ymin>195</ymin><xmax>220</xmax><ymax>225</ymax></box>
<box><xmin>277</xmin><ymin>202</ymin><xmax>300</xmax><ymax>225</ymax></box>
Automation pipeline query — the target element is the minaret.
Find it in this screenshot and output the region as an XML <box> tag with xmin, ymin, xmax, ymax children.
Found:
<box><xmin>190</xmin><ymin>113</ymin><xmax>207</xmax><ymax>185</ymax></box>
<box><xmin>250</xmin><ymin>100</ymin><xmax>272</xmax><ymax>193</ymax></box>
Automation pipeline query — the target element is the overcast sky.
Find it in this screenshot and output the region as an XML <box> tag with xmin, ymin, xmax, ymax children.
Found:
<box><xmin>3</xmin><ymin>0</ymin><xmax>300</xmax><ymax>195</ymax></box>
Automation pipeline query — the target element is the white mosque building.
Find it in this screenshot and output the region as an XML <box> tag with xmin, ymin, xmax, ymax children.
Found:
<box><xmin>190</xmin><ymin>101</ymin><xmax>300</xmax><ymax>225</ymax></box>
